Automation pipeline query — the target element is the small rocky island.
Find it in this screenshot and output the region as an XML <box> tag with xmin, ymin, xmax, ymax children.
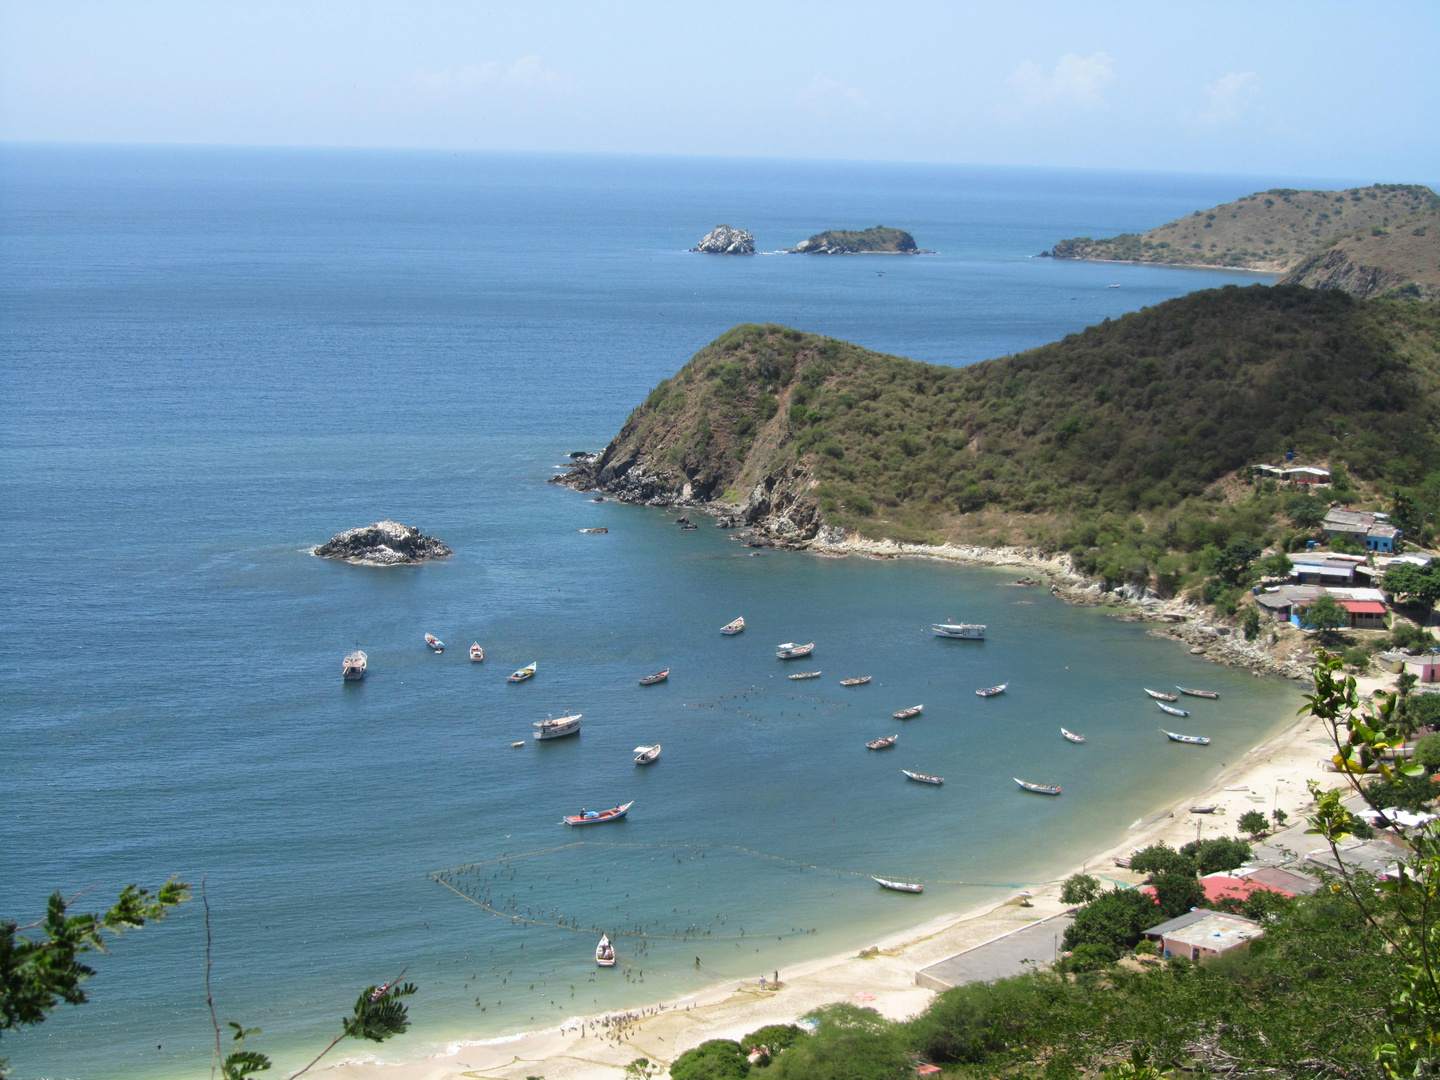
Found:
<box><xmin>789</xmin><ymin>226</ymin><xmax>926</xmax><ymax>254</ymax></box>
<box><xmin>313</xmin><ymin>520</ymin><xmax>452</xmax><ymax>566</ymax></box>
<box><xmin>691</xmin><ymin>225</ymin><xmax>755</xmax><ymax>254</ymax></box>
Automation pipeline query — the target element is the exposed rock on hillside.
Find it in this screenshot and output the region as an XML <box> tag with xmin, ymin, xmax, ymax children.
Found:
<box><xmin>313</xmin><ymin>521</ymin><xmax>452</xmax><ymax>566</ymax></box>
<box><xmin>1279</xmin><ymin>209</ymin><xmax>1439</xmax><ymax>301</ymax></box>
<box><xmin>790</xmin><ymin>226</ymin><xmax>922</xmax><ymax>254</ymax></box>
<box><xmin>691</xmin><ymin>225</ymin><xmax>755</xmax><ymax>254</ymax></box>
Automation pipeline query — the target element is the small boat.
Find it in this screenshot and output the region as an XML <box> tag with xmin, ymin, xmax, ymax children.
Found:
<box><xmin>788</xmin><ymin>670</ymin><xmax>822</xmax><ymax>680</ymax></box>
<box><xmin>533</xmin><ymin>713</ymin><xmax>581</xmax><ymax>740</ymax></box>
<box><xmin>1061</xmin><ymin>727</ymin><xmax>1085</xmax><ymax>743</ymax></box>
<box><xmin>509</xmin><ymin>741</ymin><xmax>524</xmax><ymax>748</ymax></box>
<box><xmin>720</xmin><ymin>617</ymin><xmax>745</xmax><ymax>635</ymax></box>
<box><xmin>932</xmin><ymin>623</ymin><xmax>985</xmax><ymax>640</ymax></box>
<box><xmin>342</xmin><ymin>650</ymin><xmax>367</xmax><ymax>681</ymax></box>
<box><xmin>873</xmin><ymin>877</ymin><xmax>923</xmax><ymax>893</ymax></box>
<box><xmin>1190</xmin><ymin>805</ymin><xmax>1218</xmax><ymax>814</ymax></box>
<box><xmin>1162</xmin><ymin>728</ymin><xmax>1211</xmax><ymax>746</ymax></box>
<box><xmin>902</xmin><ymin>770</ymin><xmax>943</xmax><ymax>785</ymax></box>
<box><xmin>508</xmin><ymin>661</ymin><xmax>537</xmax><ymax>683</ymax></box>
<box><xmin>579</xmin><ymin>527</ymin><xmax>608</xmax><ymax>534</ymax></box>
<box><xmin>639</xmin><ymin>669</ymin><xmax>669</xmax><ymax>685</ymax></box>
<box><xmin>893</xmin><ymin>705</ymin><xmax>923</xmax><ymax>720</ymax></box>
<box><xmin>776</xmin><ymin>642</ymin><xmax>815</xmax><ymax>659</ymax></box>
<box><xmin>976</xmin><ymin>683</ymin><xmax>1008</xmax><ymax>698</ymax></box>
<box><xmin>595</xmin><ymin>934</ymin><xmax>616</xmax><ymax>966</ymax></box>
<box><xmin>1157</xmin><ymin>702</ymin><xmax>1190</xmax><ymax>717</ymax></box>
<box><xmin>1176</xmin><ymin>686</ymin><xmax>1220</xmax><ymax>699</ymax></box>
<box><xmin>563</xmin><ymin>801</ymin><xmax>633</xmax><ymax>826</ymax></box>
<box><xmin>633</xmin><ymin>744</ymin><xmax>661</xmax><ymax>765</ymax></box>
<box><xmin>469</xmin><ymin>642</ymin><xmax>485</xmax><ymax>662</ymax></box>
<box><xmin>840</xmin><ymin>676</ymin><xmax>872</xmax><ymax>686</ymax></box>
<box><xmin>424</xmin><ymin>633</ymin><xmax>444</xmax><ymax>653</ymax></box>
<box><xmin>867</xmin><ymin>734</ymin><xmax>898</xmax><ymax>750</ymax></box>
<box><xmin>1015</xmin><ymin>778</ymin><xmax>1062</xmax><ymax>795</ymax></box>
<box><xmin>1143</xmin><ymin>688</ymin><xmax>1179</xmax><ymax>702</ymax></box>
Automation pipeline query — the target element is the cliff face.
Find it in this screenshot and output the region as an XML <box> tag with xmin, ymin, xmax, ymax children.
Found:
<box><xmin>1279</xmin><ymin>209</ymin><xmax>1439</xmax><ymax>301</ymax></box>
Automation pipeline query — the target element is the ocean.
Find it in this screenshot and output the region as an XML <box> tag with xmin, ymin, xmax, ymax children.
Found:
<box><xmin>0</xmin><ymin>145</ymin><xmax>1322</xmax><ymax>1077</ymax></box>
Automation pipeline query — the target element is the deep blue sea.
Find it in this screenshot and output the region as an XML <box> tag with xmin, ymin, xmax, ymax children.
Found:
<box><xmin>1</xmin><ymin>146</ymin><xmax>1326</xmax><ymax>1078</ymax></box>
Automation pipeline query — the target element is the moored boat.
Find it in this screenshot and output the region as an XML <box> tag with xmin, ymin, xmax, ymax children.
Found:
<box><xmin>720</xmin><ymin>617</ymin><xmax>745</xmax><ymax>635</ymax></box>
<box><xmin>1176</xmin><ymin>686</ymin><xmax>1220</xmax><ymax>699</ymax></box>
<box><xmin>902</xmin><ymin>770</ymin><xmax>943</xmax><ymax>785</ymax></box>
<box><xmin>1061</xmin><ymin>727</ymin><xmax>1085</xmax><ymax>743</ymax></box>
<box><xmin>1162</xmin><ymin>728</ymin><xmax>1211</xmax><ymax>746</ymax></box>
<box><xmin>867</xmin><ymin>734</ymin><xmax>898</xmax><ymax>750</ymax></box>
<box><xmin>563</xmin><ymin>800</ymin><xmax>633</xmax><ymax>826</ymax></box>
<box><xmin>1143</xmin><ymin>688</ymin><xmax>1179</xmax><ymax>702</ymax></box>
<box><xmin>342</xmin><ymin>650</ymin><xmax>367</xmax><ymax>681</ymax></box>
<box><xmin>469</xmin><ymin>642</ymin><xmax>485</xmax><ymax>662</ymax></box>
<box><xmin>533</xmin><ymin>713</ymin><xmax>581</xmax><ymax>740</ymax></box>
<box><xmin>508</xmin><ymin>661</ymin><xmax>537</xmax><ymax>683</ymax></box>
<box><xmin>1015</xmin><ymin>777</ymin><xmax>1062</xmax><ymax>795</ymax></box>
<box><xmin>893</xmin><ymin>705</ymin><xmax>923</xmax><ymax>720</ymax></box>
<box><xmin>639</xmin><ymin>668</ymin><xmax>669</xmax><ymax>685</ymax></box>
<box><xmin>873</xmin><ymin>877</ymin><xmax>923</xmax><ymax>893</ymax></box>
<box><xmin>595</xmin><ymin>934</ymin><xmax>616</xmax><ymax>966</ymax></box>
<box><xmin>840</xmin><ymin>676</ymin><xmax>872</xmax><ymax>686</ymax></box>
<box><xmin>633</xmin><ymin>744</ymin><xmax>661</xmax><ymax>765</ymax></box>
<box><xmin>788</xmin><ymin>670</ymin><xmax>822</xmax><ymax>680</ymax></box>
<box><xmin>976</xmin><ymin>683</ymin><xmax>1008</xmax><ymax>698</ymax></box>
<box><xmin>1157</xmin><ymin>702</ymin><xmax>1190</xmax><ymax>717</ymax></box>
<box><xmin>932</xmin><ymin>623</ymin><xmax>985</xmax><ymax>639</ymax></box>
<box><xmin>424</xmin><ymin>633</ymin><xmax>444</xmax><ymax>652</ymax></box>
<box><xmin>776</xmin><ymin>641</ymin><xmax>815</xmax><ymax>659</ymax></box>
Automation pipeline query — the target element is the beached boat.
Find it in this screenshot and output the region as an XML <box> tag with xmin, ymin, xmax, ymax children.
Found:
<box><xmin>1157</xmin><ymin>702</ymin><xmax>1190</xmax><ymax>717</ymax></box>
<box><xmin>1015</xmin><ymin>777</ymin><xmax>1062</xmax><ymax>795</ymax></box>
<box><xmin>873</xmin><ymin>877</ymin><xmax>923</xmax><ymax>893</ymax></box>
<box><xmin>1162</xmin><ymin>729</ymin><xmax>1211</xmax><ymax>746</ymax></box>
<box><xmin>902</xmin><ymin>770</ymin><xmax>943</xmax><ymax>785</ymax></box>
<box><xmin>533</xmin><ymin>713</ymin><xmax>581</xmax><ymax>740</ymax></box>
<box><xmin>1143</xmin><ymin>688</ymin><xmax>1179</xmax><ymax>702</ymax></box>
<box><xmin>720</xmin><ymin>617</ymin><xmax>745</xmax><ymax>635</ymax></box>
<box><xmin>595</xmin><ymin>934</ymin><xmax>616</xmax><ymax>966</ymax></box>
<box><xmin>788</xmin><ymin>671</ymin><xmax>822</xmax><ymax>680</ymax></box>
<box><xmin>633</xmin><ymin>744</ymin><xmax>661</xmax><ymax>765</ymax></box>
<box><xmin>563</xmin><ymin>801</ymin><xmax>633</xmax><ymax>826</ymax></box>
<box><xmin>1190</xmin><ymin>805</ymin><xmax>1218</xmax><ymax>814</ymax></box>
<box><xmin>508</xmin><ymin>661</ymin><xmax>537</xmax><ymax>683</ymax></box>
<box><xmin>839</xmin><ymin>676</ymin><xmax>872</xmax><ymax>686</ymax></box>
<box><xmin>342</xmin><ymin>650</ymin><xmax>367</xmax><ymax>681</ymax></box>
<box><xmin>1061</xmin><ymin>727</ymin><xmax>1085</xmax><ymax>743</ymax></box>
<box><xmin>932</xmin><ymin>623</ymin><xmax>985</xmax><ymax>640</ymax></box>
<box><xmin>469</xmin><ymin>642</ymin><xmax>484</xmax><ymax>662</ymax></box>
<box><xmin>867</xmin><ymin>734</ymin><xmax>898</xmax><ymax>750</ymax></box>
<box><xmin>1176</xmin><ymin>686</ymin><xmax>1220</xmax><ymax>699</ymax></box>
<box><xmin>639</xmin><ymin>669</ymin><xmax>669</xmax><ymax>685</ymax></box>
<box><xmin>976</xmin><ymin>683</ymin><xmax>1008</xmax><ymax>698</ymax></box>
<box><xmin>893</xmin><ymin>705</ymin><xmax>923</xmax><ymax>720</ymax></box>
<box><xmin>424</xmin><ymin>633</ymin><xmax>444</xmax><ymax>652</ymax></box>
<box><xmin>776</xmin><ymin>642</ymin><xmax>815</xmax><ymax>659</ymax></box>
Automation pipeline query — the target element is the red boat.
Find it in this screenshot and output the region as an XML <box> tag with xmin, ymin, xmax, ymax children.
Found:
<box><xmin>563</xmin><ymin>801</ymin><xmax>633</xmax><ymax>826</ymax></box>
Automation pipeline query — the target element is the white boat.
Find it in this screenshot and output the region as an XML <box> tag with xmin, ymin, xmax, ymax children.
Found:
<box><xmin>932</xmin><ymin>623</ymin><xmax>984</xmax><ymax>639</ymax></box>
<box><xmin>776</xmin><ymin>642</ymin><xmax>815</xmax><ymax>659</ymax></box>
<box><xmin>866</xmin><ymin>734</ymin><xmax>898</xmax><ymax>750</ymax></box>
<box><xmin>1176</xmin><ymin>686</ymin><xmax>1221</xmax><ymax>699</ymax></box>
<box><xmin>595</xmin><ymin>934</ymin><xmax>616</xmax><ymax>966</ymax></box>
<box><xmin>976</xmin><ymin>683</ymin><xmax>1007</xmax><ymax>698</ymax></box>
<box><xmin>902</xmin><ymin>770</ymin><xmax>943</xmax><ymax>785</ymax></box>
<box><xmin>469</xmin><ymin>642</ymin><xmax>484</xmax><ymax>662</ymax></box>
<box><xmin>1157</xmin><ymin>702</ymin><xmax>1190</xmax><ymax>717</ymax></box>
<box><xmin>840</xmin><ymin>676</ymin><xmax>872</xmax><ymax>686</ymax></box>
<box><xmin>563</xmin><ymin>801</ymin><xmax>632</xmax><ymax>826</ymax></box>
<box><xmin>1161</xmin><ymin>728</ymin><xmax>1211</xmax><ymax>746</ymax></box>
<box><xmin>873</xmin><ymin>877</ymin><xmax>923</xmax><ymax>893</ymax></box>
<box><xmin>633</xmin><ymin>744</ymin><xmax>661</xmax><ymax>765</ymax></box>
<box><xmin>342</xmin><ymin>650</ymin><xmax>367</xmax><ymax>681</ymax></box>
<box><xmin>720</xmin><ymin>617</ymin><xmax>745</xmax><ymax>635</ymax></box>
<box><xmin>788</xmin><ymin>670</ymin><xmax>822</xmax><ymax>680</ymax></box>
<box><xmin>1144</xmin><ymin>688</ymin><xmax>1179</xmax><ymax>702</ymax></box>
<box><xmin>424</xmin><ymin>633</ymin><xmax>444</xmax><ymax>652</ymax></box>
<box><xmin>508</xmin><ymin>661</ymin><xmax>537</xmax><ymax>683</ymax></box>
<box><xmin>893</xmin><ymin>705</ymin><xmax>923</xmax><ymax>720</ymax></box>
<box><xmin>1014</xmin><ymin>777</ymin><xmax>1061</xmax><ymax>795</ymax></box>
<box><xmin>1061</xmin><ymin>727</ymin><xmax>1085</xmax><ymax>743</ymax></box>
<box><xmin>533</xmin><ymin>713</ymin><xmax>581</xmax><ymax>740</ymax></box>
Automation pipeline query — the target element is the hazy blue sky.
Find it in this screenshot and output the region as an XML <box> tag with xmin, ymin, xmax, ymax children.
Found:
<box><xmin>2</xmin><ymin>1</ymin><xmax>1436</xmax><ymax>181</ymax></box>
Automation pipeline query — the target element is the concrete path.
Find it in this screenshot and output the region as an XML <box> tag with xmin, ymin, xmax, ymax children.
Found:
<box><xmin>915</xmin><ymin>912</ymin><xmax>1074</xmax><ymax>990</ymax></box>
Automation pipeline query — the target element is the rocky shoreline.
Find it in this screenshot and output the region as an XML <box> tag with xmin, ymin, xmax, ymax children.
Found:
<box><xmin>312</xmin><ymin>520</ymin><xmax>452</xmax><ymax>566</ymax></box>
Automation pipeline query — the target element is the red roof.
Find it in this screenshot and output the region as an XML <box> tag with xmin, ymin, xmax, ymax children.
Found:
<box><xmin>1341</xmin><ymin>601</ymin><xmax>1387</xmax><ymax>615</ymax></box>
<box><xmin>1140</xmin><ymin>876</ymin><xmax>1296</xmax><ymax>906</ymax></box>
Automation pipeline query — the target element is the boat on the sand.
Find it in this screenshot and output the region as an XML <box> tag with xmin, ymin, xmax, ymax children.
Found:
<box><xmin>932</xmin><ymin>623</ymin><xmax>985</xmax><ymax>639</ymax></box>
<box><xmin>533</xmin><ymin>713</ymin><xmax>581</xmax><ymax>740</ymax></box>
<box><xmin>563</xmin><ymin>801</ymin><xmax>633</xmax><ymax>826</ymax></box>
<box><xmin>873</xmin><ymin>877</ymin><xmax>923</xmax><ymax>893</ymax></box>
<box><xmin>902</xmin><ymin>770</ymin><xmax>943</xmax><ymax>785</ymax></box>
<box><xmin>469</xmin><ymin>642</ymin><xmax>484</xmax><ymax>662</ymax></box>
<box><xmin>1177</xmin><ymin>686</ymin><xmax>1220</xmax><ymax>699</ymax></box>
<box><xmin>639</xmin><ymin>669</ymin><xmax>669</xmax><ymax>685</ymax></box>
<box><xmin>1015</xmin><ymin>777</ymin><xmax>1061</xmax><ymax>795</ymax></box>
<box><xmin>342</xmin><ymin>650</ymin><xmax>367</xmax><ymax>681</ymax></box>
<box><xmin>840</xmin><ymin>676</ymin><xmax>872</xmax><ymax>686</ymax></box>
<box><xmin>1157</xmin><ymin>701</ymin><xmax>1190</xmax><ymax>717</ymax></box>
<box><xmin>1162</xmin><ymin>728</ymin><xmax>1211</xmax><ymax>746</ymax></box>
<box><xmin>595</xmin><ymin>934</ymin><xmax>616</xmax><ymax>966</ymax></box>
<box><xmin>867</xmin><ymin>734</ymin><xmax>898</xmax><ymax>750</ymax></box>
<box><xmin>788</xmin><ymin>670</ymin><xmax>822</xmax><ymax>680</ymax></box>
<box><xmin>508</xmin><ymin>661</ymin><xmax>537</xmax><ymax>683</ymax></box>
<box><xmin>1143</xmin><ymin>688</ymin><xmax>1179</xmax><ymax>702</ymax></box>
<box><xmin>776</xmin><ymin>642</ymin><xmax>815</xmax><ymax>659</ymax></box>
<box><xmin>633</xmin><ymin>744</ymin><xmax>661</xmax><ymax>765</ymax></box>
<box><xmin>893</xmin><ymin>705</ymin><xmax>923</xmax><ymax>720</ymax></box>
<box><xmin>1190</xmin><ymin>804</ymin><xmax>1218</xmax><ymax>813</ymax></box>
<box><xmin>424</xmin><ymin>633</ymin><xmax>444</xmax><ymax>652</ymax></box>
<box><xmin>720</xmin><ymin>617</ymin><xmax>745</xmax><ymax>635</ymax></box>
<box><xmin>1061</xmin><ymin>727</ymin><xmax>1085</xmax><ymax>743</ymax></box>
<box><xmin>976</xmin><ymin>683</ymin><xmax>1008</xmax><ymax>698</ymax></box>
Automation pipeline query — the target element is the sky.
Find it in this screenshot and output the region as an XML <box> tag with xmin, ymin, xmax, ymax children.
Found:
<box><xmin>1</xmin><ymin>0</ymin><xmax>1437</xmax><ymax>182</ymax></box>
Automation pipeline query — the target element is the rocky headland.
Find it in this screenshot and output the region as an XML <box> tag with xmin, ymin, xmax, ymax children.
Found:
<box><xmin>789</xmin><ymin>226</ymin><xmax>925</xmax><ymax>254</ymax></box>
<box><xmin>313</xmin><ymin>521</ymin><xmax>452</xmax><ymax>566</ymax></box>
<box><xmin>1279</xmin><ymin>208</ymin><xmax>1439</xmax><ymax>301</ymax></box>
<box><xmin>691</xmin><ymin>225</ymin><xmax>755</xmax><ymax>254</ymax></box>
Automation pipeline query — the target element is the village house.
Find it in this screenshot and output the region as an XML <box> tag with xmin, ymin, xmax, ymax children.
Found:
<box><xmin>1254</xmin><ymin>583</ymin><xmax>1389</xmax><ymax>629</ymax></box>
<box><xmin>1288</xmin><ymin>551</ymin><xmax>1362</xmax><ymax>586</ymax></box>
<box><xmin>1286</xmin><ymin>466</ymin><xmax>1332</xmax><ymax>485</ymax></box>
<box><xmin>1142</xmin><ymin>910</ymin><xmax>1265</xmax><ymax>961</ymax></box>
<box><xmin>1403</xmin><ymin>652</ymin><xmax>1440</xmax><ymax>684</ymax></box>
<box><xmin>1322</xmin><ymin>508</ymin><xmax>1402</xmax><ymax>553</ymax></box>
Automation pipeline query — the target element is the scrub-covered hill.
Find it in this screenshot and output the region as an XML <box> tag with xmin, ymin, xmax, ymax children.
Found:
<box><xmin>1280</xmin><ymin>208</ymin><xmax>1440</xmax><ymax>301</ymax></box>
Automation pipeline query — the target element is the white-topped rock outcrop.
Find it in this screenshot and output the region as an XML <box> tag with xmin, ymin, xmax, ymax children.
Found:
<box><xmin>691</xmin><ymin>225</ymin><xmax>755</xmax><ymax>254</ymax></box>
<box><xmin>313</xmin><ymin>520</ymin><xmax>452</xmax><ymax>566</ymax></box>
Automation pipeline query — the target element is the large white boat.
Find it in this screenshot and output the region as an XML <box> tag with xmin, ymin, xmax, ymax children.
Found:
<box><xmin>776</xmin><ymin>641</ymin><xmax>815</xmax><ymax>659</ymax></box>
<box><xmin>533</xmin><ymin>713</ymin><xmax>581</xmax><ymax>740</ymax></box>
<box><xmin>342</xmin><ymin>650</ymin><xmax>367</xmax><ymax>681</ymax></box>
<box><xmin>933</xmin><ymin>623</ymin><xmax>985</xmax><ymax>639</ymax></box>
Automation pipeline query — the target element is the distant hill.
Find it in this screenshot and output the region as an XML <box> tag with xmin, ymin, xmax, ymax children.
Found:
<box><xmin>1046</xmin><ymin>184</ymin><xmax>1437</xmax><ymax>272</ymax></box>
<box><xmin>791</xmin><ymin>226</ymin><xmax>921</xmax><ymax>254</ymax></box>
<box><xmin>1280</xmin><ymin>208</ymin><xmax>1440</xmax><ymax>301</ymax></box>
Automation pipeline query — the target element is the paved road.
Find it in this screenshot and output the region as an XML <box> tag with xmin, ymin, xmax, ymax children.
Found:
<box><xmin>915</xmin><ymin>914</ymin><xmax>1074</xmax><ymax>990</ymax></box>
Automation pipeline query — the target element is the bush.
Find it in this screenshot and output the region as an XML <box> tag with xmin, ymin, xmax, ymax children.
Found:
<box><xmin>740</xmin><ymin>1024</ymin><xmax>803</xmax><ymax>1056</ymax></box>
<box><xmin>1060</xmin><ymin>873</ymin><xmax>1100</xmax><ymax>905</ymax></box>
<box><xmin>1179</xmin><ymin>837</ymin><xmax>1252</xmax><ymax>874</ymax></box>
<box><xmin>1343</xmin><ymin>646</ymin><xmax>1372</xmax><ymax>671</ymax></box>
<box><xmin>1238</xmin><ymin>810</ymin><xmax>1269</xmax><ymax>837</ymax></box>
<box><xmin>1129</xmin><ymin>844</ymin><xmax>1193</xmax><ymax>877</ymax></box>
<box><xmin>671</xmin><ymin>1039</ymin><xmax>750</xmax><ymax>1080</ymax></box>
<box><xmin>1063</xmin><ymin>889</ymin><xmax>1163</xmax><ymax>954</ymax></box>
<box><xmin>1242</xmin><ymin>605</ymin><xmax>1262</xmax><ymax>641</ymax></box>
<box><xmin>1064</xmin><ymin>942</ymin><xmax>1118</xmax><ymax>971</ymax></box>
<box><xmin>771</xmin><ymin>1004</ymin><xmax>909</xmax><ymax>1080</ymax></box>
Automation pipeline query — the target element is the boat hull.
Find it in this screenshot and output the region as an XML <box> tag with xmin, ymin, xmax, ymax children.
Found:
<box><xmin>1177</xmin><ymin>687</ymin><xmax>1220</xmax><ymax>698</ymax></box>
<box><xmin>902</xmin><ymin>770</ymin><xmax>943</xmax><ymax>785</ymax></box>
<box><xmin>720</xmin><ymin>618</ymin><xmax>745</xmax><ymax>635</ymax></box>
<box><xmin>932</xmin><ymin>624</ymin><xmax>985</xmax><ymax>639</ymax></box>
<box><xmin>639</xmin><ymin>669</ymin><xmax>669</xmax><ymax>685</ymax></box>
<box><xmin>1014</xmin><ymin>777</ymin><xmax>1061</xmax><ymax>795</ymax></box>
<box><xmin>1157</xmin><ymin>702</ymin><xmax>1190</xmax><ymax>717</ymax></box>
<box><xmin>564</xmin><ymin>801</ymin><xmax>632</xmax><ymax>826</ymax></box>
<box><xmin>873</xmin><ymin>877</ymin><xmax>923</xmax><ymax>893</ymax></box>
<box><xmin>342</xmin><ymin>650</ymin><xmax>367</xmax><ymax>680</ymax></box>
<box><xmin>776</xmin><ymin>642</ymin><xmax>815</xmax><ymax>659</ymax></box>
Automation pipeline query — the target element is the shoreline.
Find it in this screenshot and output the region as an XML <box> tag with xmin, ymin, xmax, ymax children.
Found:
<box><xmin>1038</xmin><ymin>254</ymin><xmax>1287</xmax><ymax>275</ymax></box>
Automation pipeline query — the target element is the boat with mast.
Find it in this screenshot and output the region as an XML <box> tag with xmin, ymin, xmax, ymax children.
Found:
<box><xmin>720</xmin><ymin>617</ymin><xmax>745</xmax><ymax>635</ymax></box>
<box><xmin>342</xmin><ymin>650</ymin><xmax>367</xmax><ymax>681</ymax></box>
<box><xmin>533</xmin><ymin>713</ymin><xmax>581</xmax><ymax>740</ymax></box>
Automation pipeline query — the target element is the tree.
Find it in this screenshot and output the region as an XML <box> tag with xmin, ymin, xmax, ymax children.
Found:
<box><xmin>1238</xmin><ymin>810</ymin><xmax>1269</xmax><ymax>838</ymax></box>
<box><xmin>671</xmin><ymin>1039</ymin><xmax>751</xmax><ymax>1080</ymax></box>
<box><xmin>1213</xmin><ymin>536</ymin><xmax>1262</xmax><ymax>585</ymax></box>
<box><xmin>1179</xmin><ymin>837</ymin><xmax>1252</xmax><ymax>875</ymax></box>
<box><xmin>1063</xmin><ymin>889</ymin><xmax>1162</xmax><ymax>955</ymax></box>
<box><xmin>1060</xmin><ymin>874</ymin><xmax>1100</xmax><ymax>906</ymax></box>
<box><xmin>740</xmin><ymin>1024</ymin><xmax>803</xmax><ymax>1057</ymax></box>
<box><xmin>1271</xmin><ymin>808</ymin><xmax>1289</xmax><ymax>828</ymax></box>
<box><xmin>1384</xmin><ymin>563</ymin><xmax>1440</xmax><ymax>609</ymax></box>
<box><xmin>1147</xmin><ymin>871</ymin><xmax>1206</xmax><ymax>919</ymax></box>
<box><xmin>1287</xmin><ymin>493</ymin><xmax>1328</xmax><ymax>529</ymax></box>
<box><xmin>1301</xmin><ymin>594</ymin><xmax>1349</xmax><ymax>640</ymax></box>
<box><xmin>1129</xmin><ymin>844</ymin><xmax>1193</xmax><ymax>877</ymax></box>
<box><xmin>1258</xmin><ymin>551</ymin><xmax>1294</xmax><ymax>579</ymax></box>
<box><xmin>1241</xmin><ymin>605</ymin><xmax>1262</xmax><ymax>641</ymax></box>
<box><xmin>772</xmin><ymin>1004</ymin><xmax>910</xmax><ymax>1080</ymax></box>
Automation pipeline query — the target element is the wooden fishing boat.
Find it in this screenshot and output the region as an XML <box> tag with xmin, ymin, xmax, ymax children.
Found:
<box><xmin>639</xmin><ymin>668</ymin><xmax>669</xmax><ymax>685</ymax></box>
<box><xmin>873</xmin><ymin>877</ymin><xmax>923</xmax><ymax>893</ymax></box>
<box><xmin>1157</xmin><ymin>702</ymin><xmax>1190</xmax><ymax>717</ymax></box>
<box><xmin>776</xmin><ymin>642</ymin><xmax>815</xmax><ymax>659</ymax></box>
<box><xmin>533</xmin><ymin>713</ymin><xmax>581</xmax><ymax>740</ymax></box>
<box><xmin>788</xmin><ymin>670</ymin><xmax>822</xmax><ymax>680</ymax></box>
<box><xmin>932</xmin><ymin>623</ymin><xmax>985</xmax><ymax>639</ymax></box>
<box><xmin>469</xmin><ymin>642</ymin><xmax>485</xmax><ymax>662</ymax></box>
<box><xmin>720</xmin><ymin>617</ymin><xmax>745</xmax><ymax>635</ymax></box>
<box><xmin>893</xmin><ymin>705</ymin><xmax>923</xmax><ymax>720</ymax></box>
<box><xmin>595</xmin><ymin>934</ymin><xmax>616</xmax><ymax>966</ymax></box>
<box><xmin>1015</xmin><ymin>777</ymin><xmax>1062</xmax><ymax>795</ymax></box>
<box><xmin>1143</xmin><ymin>688</ymin><xmax>1179</xmax><ymax>702</ymax></box>
<box><xmin>1061</xmin><ymin>727</ymin><xmax>1085</xmax><ymax>743</ymax></box>
<box><xmin>424</xmin><ymin>633</ymin><xmax>444</xmax><ymax>652</ymax></box>
<box><xmin>342</xmin><ymin>650</ymin><xmax>367</xmax><ymax>681</ymax></box>
<box><xmin>902</xmin><ymin>770</ymin><xmax>944</xmax><ymax>785</ymax></box>
<box><xmin>563</xmin><ymin>800</ymin><xmax>633</xmax><ymax>826</ymax></box>
<box><xmin>839</xmin><ymin>676</ymin><xmax>872</xmax><ymax>686</ymax></box>
<box><xmin>867</xmin><ymin>734</ymin><xmax>899</xmax><ymax>750</ymax></box>
<box><xmin>976</xmin><ymin>683</ymin><xmax>1008</xmax><ymax>698</ymax></box>
<box><xmin>1190</xmin><ymin>805</ymin><xmax>1218</xmax><ymax>814</ymax></box>
<box><xmin>508</xmin><ymin>661</ymin><xmax>537</xmax><ymax>683</ymax></box>
<box><xmin>579</xmin><ymin>527</ymin><xmax>608</xmax><ymax>534</ymax></box>
<box><xmin>1162</xmin><ymin>729</ymin><xmax>1211</xmax><ymax>746</ymax></box>
<box><xmin>1176</xmin><ymin>686</ymin><xmax>1220</xmax><ymax>699</ymax></box>
<box><xmin>633</xmin><ymin>744</ymin><xmax>661</xmax><ymax>765</ymax></box>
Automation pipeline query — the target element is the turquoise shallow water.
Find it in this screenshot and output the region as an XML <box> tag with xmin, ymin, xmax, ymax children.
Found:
<box><xmin>0</xmin><ymin>146</ymin><xmax>1321</xmax><ymax>1077</ymax></box>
